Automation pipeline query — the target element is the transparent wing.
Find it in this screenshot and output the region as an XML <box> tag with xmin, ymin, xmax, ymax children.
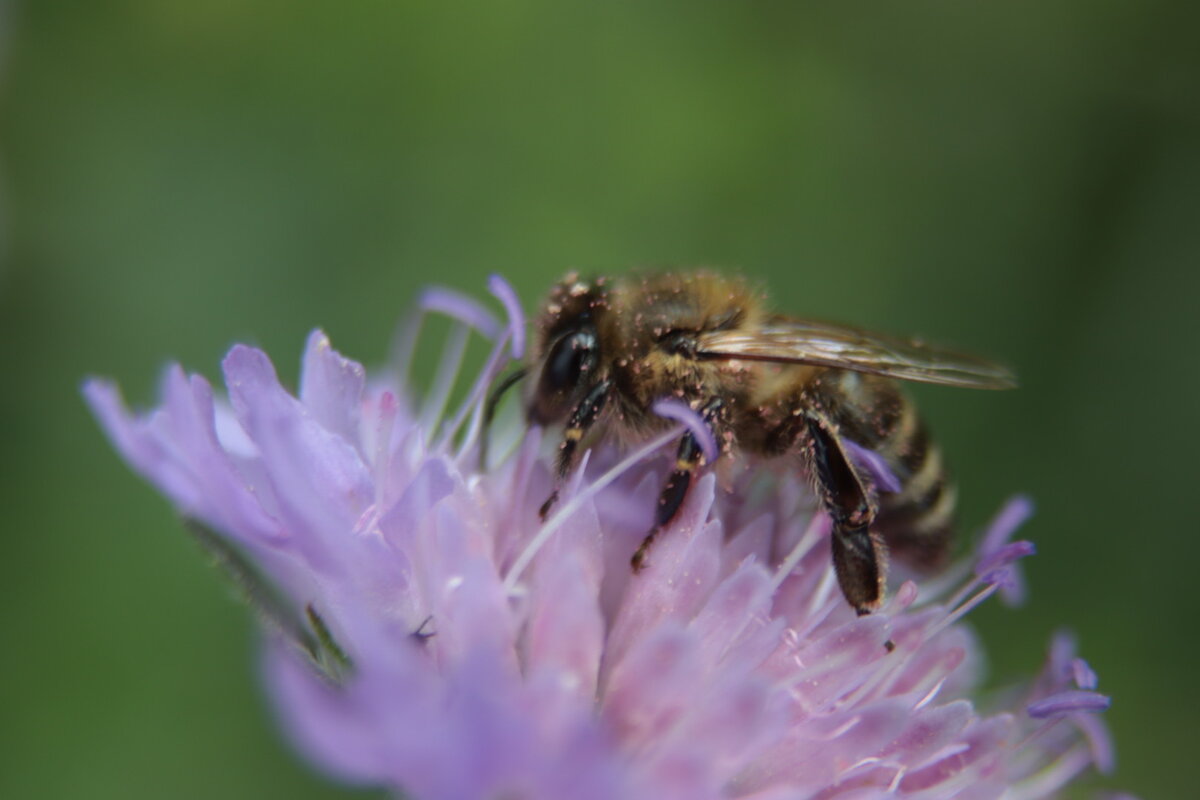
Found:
<box><xmin>696</xmin><ymin>317</ymin><xmax>1016</xmax><ymax>389</ymax></box>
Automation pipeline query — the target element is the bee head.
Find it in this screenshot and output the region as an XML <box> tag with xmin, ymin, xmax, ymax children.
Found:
<box><xmin>528</xmin><ymin>275</ymin><xmax>608</xmax><ymax>425</ymax></box>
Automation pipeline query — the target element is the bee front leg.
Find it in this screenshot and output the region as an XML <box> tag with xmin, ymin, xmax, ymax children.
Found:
<box><xmin>804</xmin><ymin>415</ymin><xmax>887</xmax><ymax>617</ymax></box>
<box><xmin>538</xmin><ymin>379</ymin><xmax>613</xmax><ymax>519</ymax></box>
<box><xmin>631</xmin><ymin>397</ymin><xmax>725</xmax><ymax>571</ymax></box>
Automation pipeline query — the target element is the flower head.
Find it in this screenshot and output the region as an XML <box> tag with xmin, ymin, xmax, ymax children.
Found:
<box><xmin>85</xmin><ymin>277</ymin><xmax>1117</xmax><ymax>799</ymax></box>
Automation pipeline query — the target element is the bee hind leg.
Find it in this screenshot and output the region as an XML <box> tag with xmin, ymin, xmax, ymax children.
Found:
<box><xmin>803</xmin><ymin>416</ymin><xmax>888</xmax><ymax>619</ymax></box>
<box><xmin>631</xmin><ymin>397</ymin><xmax>725</xmax><ymax>571</ymax></box>
<box><xmin>538</xmin><ymin>379</ymin><xmax>613</xmax><ymax>519</ymax></box>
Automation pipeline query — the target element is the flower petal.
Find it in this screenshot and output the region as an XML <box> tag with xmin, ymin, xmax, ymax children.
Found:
<box><xmin>299</xmin><ymin>329</ymin><xmax>366</xmax><ymax>453</ymax></box>
<box><xmin>224</xmin><ymin>344</ymin><xmax>374</xmax><ymax>573</ymax></box>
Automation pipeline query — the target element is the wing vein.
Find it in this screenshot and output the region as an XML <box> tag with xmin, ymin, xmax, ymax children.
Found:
<box><xmin>696</xmin><ymin>321</ymin><xmax>1016</xmax><ymax>390</ymax></box>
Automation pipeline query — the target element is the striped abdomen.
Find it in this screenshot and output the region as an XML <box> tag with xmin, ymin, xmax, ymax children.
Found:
<box><xmin>820</xmin><ymin>371</ymin><xmax>956</xmax><ymax>570</ymax></box>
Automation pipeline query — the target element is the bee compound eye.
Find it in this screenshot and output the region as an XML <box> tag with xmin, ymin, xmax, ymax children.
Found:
<box><xmin>529</xmin><ymin>328</ymin><xmax>600</xmax><ymax>425</ymax></box>
<box><xmin>544</xmin><ymin>328</ymin><xmax>599</xmax><ymax>391</ymax></box>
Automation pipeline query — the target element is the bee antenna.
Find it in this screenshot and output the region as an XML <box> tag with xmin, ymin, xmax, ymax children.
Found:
<box><xmin>479</xmin><ymin>366</ymin><xmax>529</xmax><ymax>470</ymax></box>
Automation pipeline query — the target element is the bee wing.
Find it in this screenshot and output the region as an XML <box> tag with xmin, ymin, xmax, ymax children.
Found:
<box><xmin>696</xmin><ymin>318</ymin><xmax>1016</xmax><ymax>389</ymax></box>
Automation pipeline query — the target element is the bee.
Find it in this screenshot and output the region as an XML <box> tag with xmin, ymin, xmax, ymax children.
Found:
<box><xmin>484</xmin><ymin>271</ymin><xmax>1015</xmax><ymax>619</ymax></box>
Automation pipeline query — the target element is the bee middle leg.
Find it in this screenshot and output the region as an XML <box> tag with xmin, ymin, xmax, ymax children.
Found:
<box><xmin>631</xmin><ymin>397</ymin><xmax>726</xmax><ymax>571</ymax></box>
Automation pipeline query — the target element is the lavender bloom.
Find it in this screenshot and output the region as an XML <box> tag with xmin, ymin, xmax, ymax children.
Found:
<box><xmin>85</xmin><ymin>278</ymin><xmax>1115</xmax><ymax>800</ymax></box>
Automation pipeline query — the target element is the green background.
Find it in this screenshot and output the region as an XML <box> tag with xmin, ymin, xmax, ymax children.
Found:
<box><xmin>2</xmin><ymin>2</ymin><xmax>1195</xmax><ymax>798</ymax></box>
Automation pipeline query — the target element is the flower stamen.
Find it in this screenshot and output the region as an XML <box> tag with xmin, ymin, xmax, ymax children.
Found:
<box><xmin>416</xmin><ymin>322</ymin><xmax>470</xmax><ymax>437</ymax></box>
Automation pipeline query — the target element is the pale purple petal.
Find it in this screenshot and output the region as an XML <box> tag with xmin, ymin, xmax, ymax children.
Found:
<box><xmin>739</xmin><ymin>699</ymin><xmax>913</xmax><ymax>794</ymax></box>
<box><xmin>899</xmin><ymin>714</ymin><xmax>1014</xmax><ymax>793</ymax></box>
<box><xmin>264</xmin><ymin>640</ymin><xmax>395</xmax><ymax>785</ymax></box>
<box><xmin>525</xmin><ymin>553</ymin><xmax>605</xmax><ymax>704</ymax></box>
<box><xmin>602</xmin><ymin>623</ymin><xmax>702</xmax><ymax>749</ymax></box>
<box><xmin>603</xmin><ymin>475</ymin><xmax>722</xmax><ymax>671</ymax></box>
<box><xmin>299</xmin><ymin>329</ymin><xmax>366</xmax><ymax>451</ymax></box>
<box><xmin>688</xmin><ymin>560</ymin><xmax>775</xmax><ymax>669</ymax></box>
<box><xmin>84</xmin><ymin>376</ymin><xmax>207</xmax><ymax>513</ymax></box>
<box><xmin>223</xmin><ymin>344</ymin><xmax>374</xmax><ymax>573</ymax></box>
<box><xmin>83</xmin><ymin>371</ymin><xmax>283</xmax><ymax>545</ymax></box>
<box><xmin>878</xmin><ymin>699</ymin><xmax>973</xmax><ymax>767</ymax></box>
<box><xmin>379</xmin><ymin>456</ymin><xmax>457</xmax><ymax>545</ymax></box>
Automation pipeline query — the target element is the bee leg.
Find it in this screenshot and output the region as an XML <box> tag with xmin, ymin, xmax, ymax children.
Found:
<box><xmin>538</xmin><ymin>379</ymin><xmax>613</xmax><ymax>519</ymax></box>
<box><xmin>479</xmin><ymin>366</ymin><xmax>529</xmax><ymax>471</ymax></box>
<box><xmin>631</xmin><ymin>398</ymin><xmax>725</xmax><ymax>571</ymax></box>
<box><xmin>804</xmin><ymin>415</ymin><xmax>888</xmax><ymax>619</ymax></box>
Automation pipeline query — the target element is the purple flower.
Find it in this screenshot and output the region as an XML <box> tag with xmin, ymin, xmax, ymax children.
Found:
<box><xmin>85</xmin><ymin>277</ymin><xmax>1116</xmax><ymax>800</ymax></box>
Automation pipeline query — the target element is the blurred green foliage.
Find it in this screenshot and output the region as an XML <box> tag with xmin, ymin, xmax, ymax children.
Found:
<box><xmin>2</xmin><ymin>2</ymin><xmax>1196</xmax><ymax>797</ymax></box>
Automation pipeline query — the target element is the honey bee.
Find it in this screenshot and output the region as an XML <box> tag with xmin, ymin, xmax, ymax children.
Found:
<box><xmin>484</xmin><ymin>271</ymin><xmax>1015</xmax><ymax>618</ymax></box>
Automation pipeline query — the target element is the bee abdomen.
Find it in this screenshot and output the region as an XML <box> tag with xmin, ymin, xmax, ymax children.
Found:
<box><xmin>812</xmin><ymin>372</ymin><xmax>959</xmax><ymax>570</ymax></box>
<box><xmin>873</xmin><ymin>416</ymin><xmax>957</xmax><ymax>570</ymax></box>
